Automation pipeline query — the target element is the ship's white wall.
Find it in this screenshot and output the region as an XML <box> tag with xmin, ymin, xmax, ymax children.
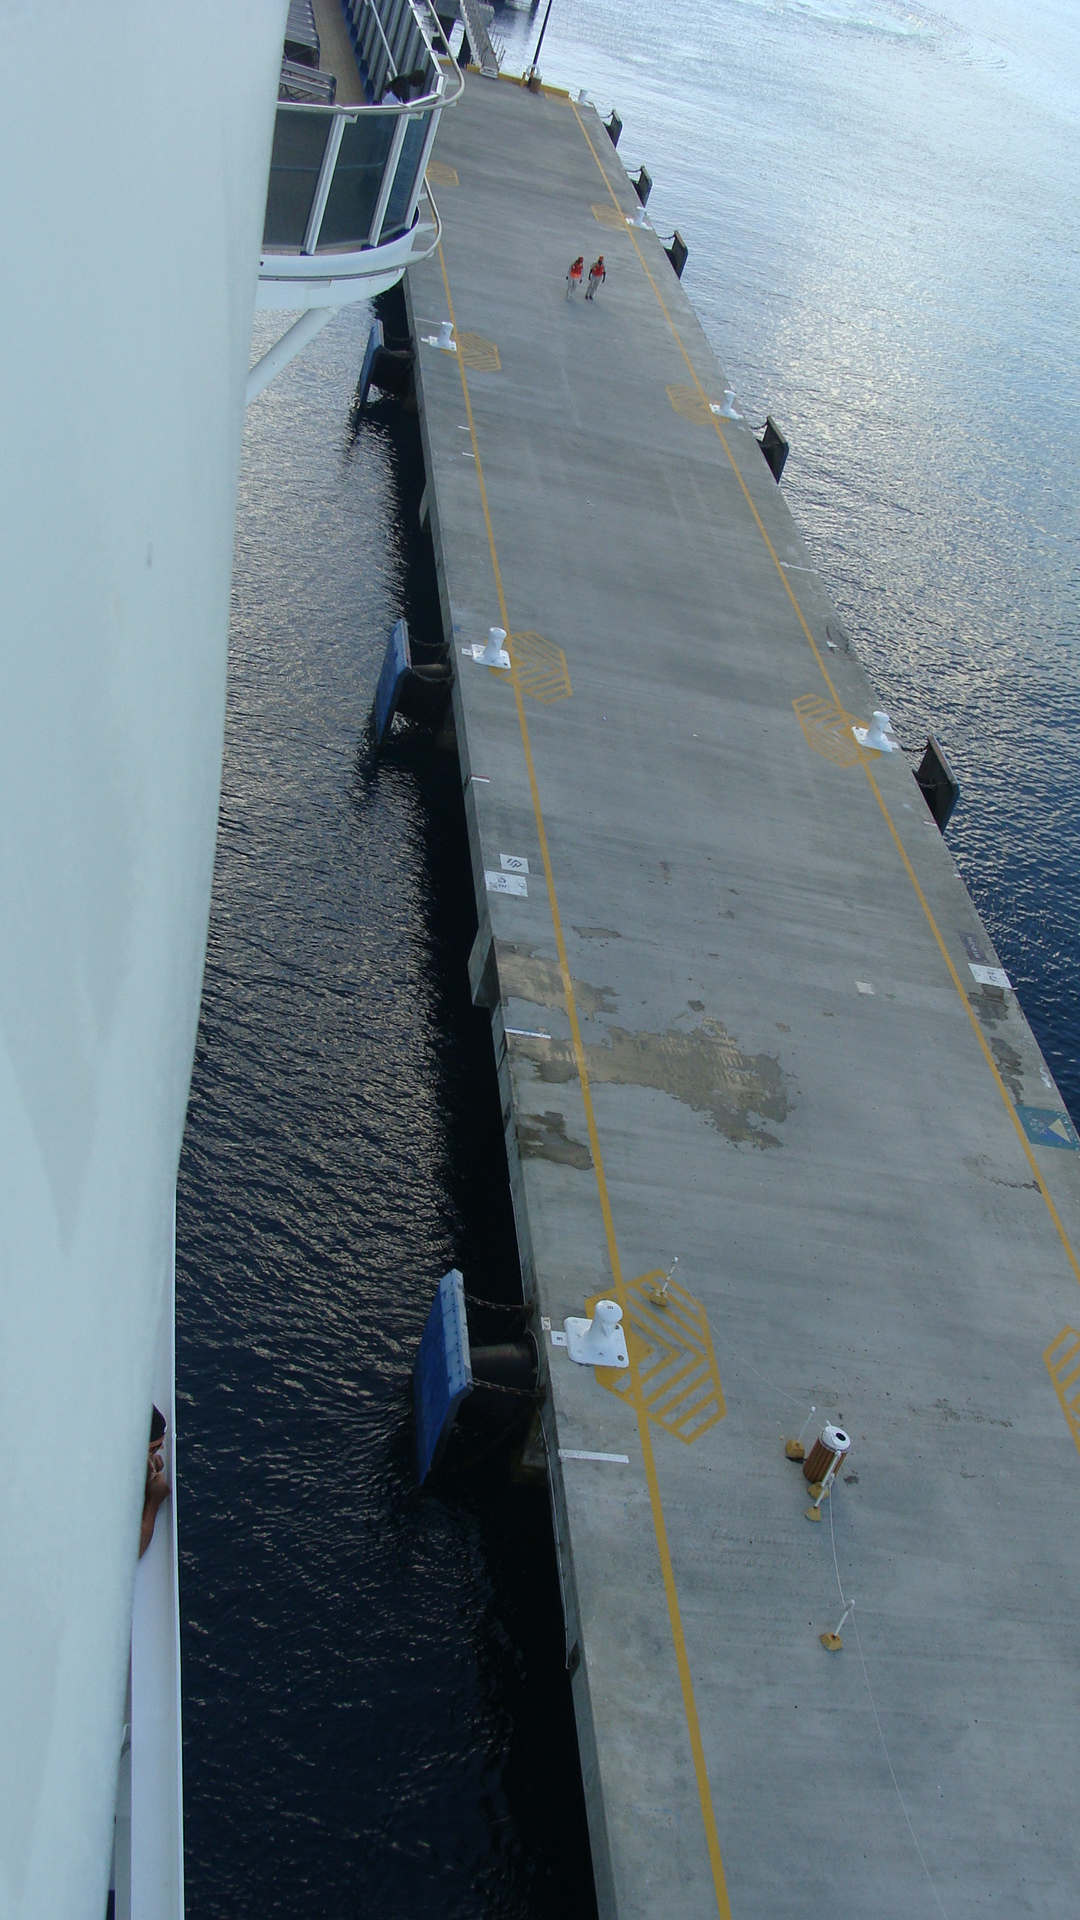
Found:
<box><xmin>0</xmin><ymin>6</ymin><xmax>285</xmax><ymax>1915</ymax></box>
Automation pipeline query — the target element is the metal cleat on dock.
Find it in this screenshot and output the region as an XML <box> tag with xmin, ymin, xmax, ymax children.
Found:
<box><xmin>563</xmin><ymin>1299</ymin><xmax>630</xmax><ymax>1369</ymax></box>
<box><xmin>854</xmin><ymin>709</ymin><xmax>901</xmax><ymax>753</ymax></box>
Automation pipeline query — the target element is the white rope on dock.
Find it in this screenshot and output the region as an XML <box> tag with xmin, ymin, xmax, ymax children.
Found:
<box><xmin>829</xmin><ymin>1496</ymin><xmax>949</xmax><ymax>1919</ymax></box>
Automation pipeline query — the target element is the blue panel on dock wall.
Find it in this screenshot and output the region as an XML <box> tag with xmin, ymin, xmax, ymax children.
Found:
<box><xmin>373</xmin><ymin>617</ymin><xmax>411</xmax><ymax>746</ymax></box>
<box><xmin>414</xmin><ymin>1268</ymin><xmax>473</xmax><ymax>1482</ymax></box>
<box><xmin>357</xmin><ymin>317</ymin><xmax>385</xmax><ymax>406</ymax></box>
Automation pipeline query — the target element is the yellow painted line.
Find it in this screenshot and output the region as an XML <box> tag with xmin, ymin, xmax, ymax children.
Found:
<box><xmin>570</xmin><ymin>100</ymin><xmax>1080</xmax><ymax>1299</ymax></box>
<box><xmin>1045</xmin><ymin>1328</ymin><xmax>1080</xmax><ymax>1457</ymax></box>
<box><xmin>654</xmin><ymin>1377</ymin><xmax>717</xmax><ymax>1419</ymax></box>
<box><xmin>437</xmin><ymin>239</ymin><xmax>733</xmax><ymax>1920</ymax></box>
<box><xmin>638</xmin><ymin>1301</ymin><xmax>699</xmax><ymax>1343</ymax></box>
<box><xmin>643</xmin><ymin>1359</ymin><xmax>702</xmax><ymax>1406</ymax></box>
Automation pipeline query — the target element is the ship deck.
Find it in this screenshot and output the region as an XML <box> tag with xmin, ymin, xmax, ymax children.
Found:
<box><xmin>312</xmin><ymin>0</ymin><xmax>366</xmax><ymax>104</ymax></box>
<box><xmin>408</xmin><ymin>74</ymin><xmax>1080</xmax><ymax>1919</ymax></box>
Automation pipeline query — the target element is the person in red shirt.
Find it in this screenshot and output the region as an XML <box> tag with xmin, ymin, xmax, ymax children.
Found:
<box><xmin>586</xmin><ymin>255</ymin><xmax>606</xmax><ymax>300</ymax></box>
<box><xmin>566</xmin><ymin>255</ymin><xmax>584</xmax><ymax>298</ymax></box>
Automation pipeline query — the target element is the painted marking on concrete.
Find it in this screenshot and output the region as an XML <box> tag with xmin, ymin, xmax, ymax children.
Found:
<box><xmin>592</xmin><ymin>201</ymin><xmax>625</xmax><ymax>228</ymax></box>
<box><xmin>558</xmin><ymin>1448</ymin><xmax>631</xmax><ymax>1464</ymax></box>
<box><xmin>569</xmin><ymin>98</ymin><xmax>1080</xmax><ymax>1317</ymax></box>
<box><xmin>792</xmin><ymin>693</ymin><xmax>864</xmax><ymax>770</ymax></box>
<box><xmin>511</xmin><ymin>629</ymin><xmax>573</xmax><ymax>703</ymax></box>
<box><xmin>485</xmin><ymin>869</ymin><xmax>528</xmax><ymax>896</ymax></box>
<box><xmin>438</xmin><ymin>237</ymin><xmax>733</xmax><ymax>1920</ymax></box>
<box><xmin>596</xmin><ymin>1274</ymin><xmax>726</xmax><ymax>1444</ymax></box>
<box><xmin>970</xmin><ymin>963</ymin><xmax>1011</xmax><ymax>990</ymax></box>
<box><xmin>456</xmin><ymin>332</ymin><xmax>501</xmax><ymax>373</ymax></box>
<box><xmin>666</xmin><ymin>382</ymin><xmax>717</xmax><ymax>426</ymax></box>
<box><xmin>1016</xmin><ymin>1107</ymin><xmax>1080</xmax><ymax>1151</ymax></box>
<box><xmin>426</xmin><ymin>160</ymin><xmax>459</xmax><ymax>187</ymax></box>
<box><xmin>505</xmin><ymin>1026</ymin><xmax>552</xmax><ymax>1039</ymax></box>
<box><xmin>501</xmin><ymin>853</ymin><xmax>530</xmax><ymax>873</ymax></box>
<box><xmin>1044</xmin><ymin>1328</ymin><xmax>1080</xmax><ymax>1455</ymax></box>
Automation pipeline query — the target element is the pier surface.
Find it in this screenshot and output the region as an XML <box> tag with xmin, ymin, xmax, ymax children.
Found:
<box><xmin>409</xmin><ymin>77</ymin><xmax>1080</xmax><ymax>1919</ymax></box>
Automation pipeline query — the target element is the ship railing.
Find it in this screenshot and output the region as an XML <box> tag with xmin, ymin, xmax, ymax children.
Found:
<box><xmin>261</xmin><ymin>0</ymin><xmax>463</xmax><ymax>277</ymax></box>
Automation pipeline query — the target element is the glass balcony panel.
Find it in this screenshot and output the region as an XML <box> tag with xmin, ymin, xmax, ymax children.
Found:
<box><xmin>379</xmin><ymin>112</ymin><xmax>431</xmax><ymax>241</ymax></box>
<box><xmin>263</xmin><ymin>111</ymin><xmax>331</xmax><ymax>248</ymax></box>
<box><xmin>317</xmin><ymin>114</ymin><xmax>397</xmax><ymax>249</ymax></box>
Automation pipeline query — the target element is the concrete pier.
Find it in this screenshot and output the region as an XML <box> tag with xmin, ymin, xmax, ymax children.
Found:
<box><xmin>408</xmin><ymin>76</ymin><xmax>1080</xmax><ymax>1919</ymax></box>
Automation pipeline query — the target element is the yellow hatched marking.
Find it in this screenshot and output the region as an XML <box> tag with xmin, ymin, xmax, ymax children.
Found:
<box><xmin>1045</xmin><ymin>1328</ymin><xmax>1080</xmax><ymax>1456</ymax></box>
<box><xmin>456</xmin><ymin>332</ymin><xmax>501</xmax><ymax>372</ymax></box>
<box><xmin>592</xmin><ymin>201</ymin><xmax>625</xmax><ymax>228</ymax></box>
<box><xmin>666</xmin><ymin>382</ymin><xmax>716</xmax><ymax>425</ymax></box>
<box><xmin>426</xmin><ymin>160</ymin><xmax>459</xmax><ymax>187</ymax></box>
<box><xmin>511</xmin><ymin>630</ymin><xmax>572</xmax><ymax>703</ymax></box>
<box><xmin>596</xmin><ymin>1272</ymin><xmax>727</xmax><ymax>1445</ymax></box>
<box><xmin>792</xmin><ymin>692</ymin><xmax>866</xmax><ymax>769</ymax></box>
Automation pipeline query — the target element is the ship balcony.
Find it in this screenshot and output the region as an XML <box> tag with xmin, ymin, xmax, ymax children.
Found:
<box><xmin>258</xmin><ymin>0</ymin><xmax>463</xmax><ymax>311</ymax></box>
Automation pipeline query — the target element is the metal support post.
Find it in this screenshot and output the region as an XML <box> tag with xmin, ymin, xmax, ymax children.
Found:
<box><xmin>246</xmin><ymin>308</ymin><xmax>335</xmax><ymax>405</ymax></box>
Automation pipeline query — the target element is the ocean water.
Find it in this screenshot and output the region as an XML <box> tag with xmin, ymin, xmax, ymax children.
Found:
<box><xmin>177</xmin><ymin>315</ymin><xmax>594</xmax><ymax>1917</ymax></box>
<box><xmin>179</xmin><ymin>5</ymin><xmax>1080</xmax><ymax>1913</ymax></box>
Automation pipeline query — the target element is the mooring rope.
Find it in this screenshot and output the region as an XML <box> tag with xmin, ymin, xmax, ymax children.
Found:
<box><xmin>828</xmin><ymin>1496</ymin><xmax>948</xmax><ymax>1918</ymax></box>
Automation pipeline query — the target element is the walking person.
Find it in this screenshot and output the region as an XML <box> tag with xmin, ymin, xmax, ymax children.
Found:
<box><xmin>566</xmin><ymin>255</ymin><xmax>584</xmax><ymax>298</ymax></box>
<box><xmin>585</xmin><ymin>255</ymin><xmax>606</xmax><ymax>301</ymax></box>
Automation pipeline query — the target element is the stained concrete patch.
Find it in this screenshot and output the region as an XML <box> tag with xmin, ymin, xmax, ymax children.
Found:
<box><xmin>990</xmin><ymin>1038</ymin><xmax>1024</xmax><ymax>1104</ymax></box>
<box><xmin>519</xmin><ymin>1016</ymin><xmax>789</xmax><ymax>1146</ymax></box>
<box><xmin>967</xmin><ymin>989</ymin><xmax>1024</xmax><ymax>1097</ymax></box>
<box><xmin>518</xmin><ymin>1109</ymin><xmax>593</xmax><ymax>1169</ymax></box>
<box><xmin>912</xmin><ymin>1398</ymin><xmax>1013</xmax><ymax>1429</ymax></box>
<box><xmin>498</xmin><ymin>942</ymin><xmax>618</xmax><ymax>1019</ymax></box>
<box><xmin>573</xmin><ymin>926</ymin><xmax>621</xmax><ymax>942</ymax></box>
<box><xmin>969</xmin><ymin>986</ymin><xmax>1009</xmax><ymax>1030</ymax></box>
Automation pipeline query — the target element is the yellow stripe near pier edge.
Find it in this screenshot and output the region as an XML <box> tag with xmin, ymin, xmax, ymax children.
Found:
<box><xmin>569</xmin><ymin>101</ymin><xmax>1080</xmax><ymax>1298</ymax></box>
<box><xmin>437</xmin><ymin>242</ymin><xmax>735</xmax><ymax>1920</ymax></box>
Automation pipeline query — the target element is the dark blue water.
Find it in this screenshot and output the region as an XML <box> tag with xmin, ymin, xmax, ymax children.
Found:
<box><xmin>181</xmin><ymin>5</ymin><xmax>1080</xmax><ymax>1908</ymax></box>
<box><xmin>177</xmin><ymin>307</ymin><xmax>595</xmax><ymax>1917</ymax></box>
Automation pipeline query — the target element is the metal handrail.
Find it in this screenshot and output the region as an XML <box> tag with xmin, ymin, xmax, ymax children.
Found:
<box><xmin>275</xmin><ymin>0</ymin><xmax>465</xmax><ymax>119</ymax></box>
<box><xmin>275</xmin><ymin>64</ymin><xmax>464</xmax><ymax>118</ymax></box>
<box><xmin>366</xmin><ymin>0</ymin><xmax>399</xmax><ymax>79</ymax></box>
<box><xmin>407</xmin><ymin>177</ymin><xmax>443</xmax><ymax>262</ymax></box>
